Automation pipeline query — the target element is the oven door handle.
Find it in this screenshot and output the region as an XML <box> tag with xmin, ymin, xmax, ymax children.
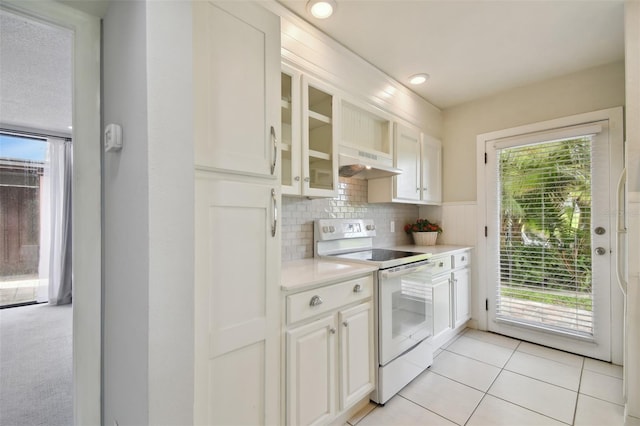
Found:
<box><xmin>380</xmin><ymin>262</ymin><xmax>430</xmax><ymax>279</ymax></box>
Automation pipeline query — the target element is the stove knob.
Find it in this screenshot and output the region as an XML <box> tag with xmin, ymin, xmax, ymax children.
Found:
<box><xmin>330</xmin><ymin>226</ymin><xmax>336</xmax><ymax>232</ymax></box>
<box><xmin>366</xmin><ymin>224</ymin><xmax>376</xmax><ymax>231</ymax></box>
<box><xmin>322</xmin><ymin>226</ymin><xmax>330</xmax><ymax>233</ymax></box>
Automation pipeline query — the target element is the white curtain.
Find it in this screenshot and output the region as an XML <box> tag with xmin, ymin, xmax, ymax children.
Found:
<box><xmin>37</xmin><ymin>138</ymin><xmax>72</xmax><ymax>305</ymax></box>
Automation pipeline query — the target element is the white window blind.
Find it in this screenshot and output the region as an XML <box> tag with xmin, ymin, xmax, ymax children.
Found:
<box><xmin>496</xmin><ymin>136</ymin><xmax>594</xmax><ymax>338</ymax></box>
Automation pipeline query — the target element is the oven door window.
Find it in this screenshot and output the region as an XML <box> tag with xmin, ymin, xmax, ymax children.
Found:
<box><xmin>379</xmin><ymin>267</ymin><xmax>433</xmax><ymax>365</ymax></box>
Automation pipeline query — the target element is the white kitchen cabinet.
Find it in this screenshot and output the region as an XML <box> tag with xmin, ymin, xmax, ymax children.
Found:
<box><xmin>424</xmin><ymin>249</ymin><xmax>471</xmax><ymax>342</ymax></box>
<box><xmin>452</xmin><ymin>254</ymin><xmax>471</xmax><ymax>328</ymax></box>
<box><xmin>193</xmin><ymin>1</ymin><xmax>281</xmax><ymax>424</ymax></box>
<box><xmin>339</xmin><ymin>302</ymin><xmax>375</xmax><ymax>410</ymax></box>
<box><xmin>341</xmin><ymin>99</ymin><xmax>393</xmax><ymax>159</ymax></box>
<box><xmin>421</xmin><ymin>135</ymin><xmax>442</xmax><ymax>204</ymax></box>
<box><xmin>193</xmin><ymin>0</ymin><xmax>280</xmax><ymax>178</ymax></box>
<box><xmin>287</xmin><ymin>315</ymin><xmax>336</xmax><ymax>426</ymax></box>
<box><xmin>281</xmin><ymin>64</ymin><xmax>339</xmax><ymax>198</ymax></box>
<box><xmin>285</xmin><ymin>275</ymin><xmax>374</xmax><ymax>425</ymax></box>
<box><xmin>431</xmin><ymin>276</ymin><xmax>452</xmax><ymax>336</ymax></box>
<box><xmin>394</xmin><ymin>123</ymin><xmax>422</xmax><ymax>202</ymax></box>
<box><xmin>368</xmin><ymin>124</ymin><xmax>442</xmax><ymax>205</ymax></box>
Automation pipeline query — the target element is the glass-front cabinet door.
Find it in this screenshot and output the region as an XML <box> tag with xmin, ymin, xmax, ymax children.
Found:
<box><xmin>302</xmin><ymin>76</ymin><xmax>338</xmax><ymax>198</ymax></box>
<box><xmin>281</xmin><ymin>65</ymin><xmax>301</xmax><ymax>195</ymax></box>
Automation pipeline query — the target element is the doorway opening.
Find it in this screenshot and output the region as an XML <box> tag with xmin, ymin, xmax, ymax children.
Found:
<box><xmin>0</xmin><ymin>132</ymin><xmax>72</xmax><ymax>309</ymax></box>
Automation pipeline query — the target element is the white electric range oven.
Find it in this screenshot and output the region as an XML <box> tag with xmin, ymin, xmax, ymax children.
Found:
<box><xmin>315</xmin><ymin>219</ymin><xmax>435</xmax><ymax>404</ymax></box>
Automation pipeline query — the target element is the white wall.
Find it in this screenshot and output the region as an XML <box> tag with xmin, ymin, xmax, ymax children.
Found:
<box><xmin>103</xmin><ymin>1</ymin><xmax>149</xmax><ymax>424</ymax></box>
<box><xmin>103</xmin><ymin>1</ymin><xmax>194</xmax><ymax>424</ymax></box>
<box><xmin>442</xmin><ymin>61</ymin><xmax>625</xmax><ymax>202</ymax></box>
<box><xmin>145</xmin><ymin>2</ymin><xmax>194</xmax><ymax>424</ymax></box>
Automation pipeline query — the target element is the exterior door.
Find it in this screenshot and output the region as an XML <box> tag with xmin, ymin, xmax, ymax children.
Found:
<box><xmin>485</xmin><ymin>119</ymin><xmax>618</xmax><ymax>360</ymax></box>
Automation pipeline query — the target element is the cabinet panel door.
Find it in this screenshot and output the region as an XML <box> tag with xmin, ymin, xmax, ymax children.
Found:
<box><xmin>432</xmin><ymin>276</ymin><xmax>452</xmax><ymax>336</ymax></box>
<box><xmin>454</xmin><ymin>267</ymin><xmax>471</xmax><ymax>327</ymax></box>
<box><xmin>287</xmin><ymin>316</ymin><xmax>336</xmax><ymax>426</ymax></box>
<box><xmin>193</xmin><ymin>1</ymin><xmax>280</xmax><ymax>177</ymax></box>
<box><xmin>394</xmin><ymin>123</ymin><xmax>421</xmax><ymax>201</ymax></box>
<box><xmin>281</xmin><ymin>64</ymin><xmax>302</xmax><ymax>195</ymax></box>
<box><xmin>194</xmin><ymin>175</ymin><xmax>280</xmax><ymax>425</ymax></box>
<box><xmin>422</xmin><ymin>135</ymin><xmax>442</xmax><ymax>204</ymax></box>
<box><xmin>339</xmin><ymin>302</ymin><xmax>375</xmax><ymax>410</ymax></box>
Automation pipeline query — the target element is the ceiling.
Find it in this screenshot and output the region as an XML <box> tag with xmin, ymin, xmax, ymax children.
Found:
<box><xmin>0</xmin><ymin>9</ymin><xmax>72</xmax><ymax>136</ymax></box>
<box><xmin>277</xmin><ymin>0</ymin><xmax>625</xmax><ymax>109</ymax></box>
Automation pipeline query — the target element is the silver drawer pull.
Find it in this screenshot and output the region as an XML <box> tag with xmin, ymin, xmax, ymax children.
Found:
<box><xmin>353</xmin><ymin>284</ymin><xmax>362</xmax><ymax>293</ymax></box>
<box><xmin>309</xmin><ymin>295</ymin><xmax>323</xmax><ymax>307</ymax></box>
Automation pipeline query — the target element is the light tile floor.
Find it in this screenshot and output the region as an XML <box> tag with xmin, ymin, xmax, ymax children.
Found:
<box><xmin>348</xmin><ymin>328</ymin><xmax>627</xmax><ymax>426</ymax></box>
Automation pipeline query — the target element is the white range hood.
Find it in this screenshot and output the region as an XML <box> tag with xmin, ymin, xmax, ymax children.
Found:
<box><xmin>338</xmin><ymin>145</ymin><xmax>401</xmax><ymax>179</ymax></box>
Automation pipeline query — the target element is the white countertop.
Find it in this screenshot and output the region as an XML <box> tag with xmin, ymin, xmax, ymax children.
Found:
<box><xmin>390</xmin><ymin>244</ymin><xmax>473</xmax><ymax>256</ymax></box>
<box><xmin>281</xmin><ymin>258</ymin><xmax>378</xmax><ymax>292</ymax></box>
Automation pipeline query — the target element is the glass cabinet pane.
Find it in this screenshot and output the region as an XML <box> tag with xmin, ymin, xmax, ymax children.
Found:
<box><xmin>307</xmin><ymin>85</ymin><xmax>334</xmax><ymax>191</ymax></box>
<box><xmin>281</xmin><ymin>72</ymin><xmax>293</xmax><ymax>187</ymax></box>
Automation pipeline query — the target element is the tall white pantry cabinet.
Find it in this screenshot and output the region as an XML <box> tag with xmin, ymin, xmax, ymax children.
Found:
<box><xmin>193</xmin><ymin>1</ymin><xmax>281</xmax><ymax>425</ymax></box>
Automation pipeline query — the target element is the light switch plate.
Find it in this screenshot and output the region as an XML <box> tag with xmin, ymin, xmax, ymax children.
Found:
<box><xmin>104</xmin><ymin>123</ymin><xmax>123</xmax><ymax>152</ymax></box>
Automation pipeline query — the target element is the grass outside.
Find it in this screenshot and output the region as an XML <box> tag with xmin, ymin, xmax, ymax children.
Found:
<box><xmin>500</xmin><ymin>286</ymin><xmax>592</xmax><ymax>312</ymax></box>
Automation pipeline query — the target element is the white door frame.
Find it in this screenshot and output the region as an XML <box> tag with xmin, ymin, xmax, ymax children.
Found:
<box><xmin>2</xmin><ymin>1</ymin><xmax>102</xmax><ymax>424</ymax></box>
<box><xmin>476</xmin><ymin>107</ymin><xmax>624</xmax><ymax>364</ymax></box>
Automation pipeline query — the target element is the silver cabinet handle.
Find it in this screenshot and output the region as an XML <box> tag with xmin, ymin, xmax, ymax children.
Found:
<box><xmin>309</xmin><ymin>295</ymin><xmax>323</xmax><ymax>306</ymax></box>
<box><xmin>353</xmin><ymin>284</ymin><xmax>362</xmax><ymax>293</ymax></box>
<box><xmin>270</xmin><ymin>126</ymin><xmax>277</xmax><ymax>175</ymax></box>
<box><xmin>330</xmin><ymin>328</ymin><xmax>336</xmax><ymax>334</ymax></box>
<box><xmin>271</xmin><ymin>189</ymin><xmax>277</xmax><ymax>237</ymax></box>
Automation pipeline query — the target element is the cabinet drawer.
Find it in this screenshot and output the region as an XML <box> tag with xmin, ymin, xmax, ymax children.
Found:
<box><xmin>425</xmin><ymin>255</ymin><xmax>452</xmax><ymax>275</ymax></box>
<box><xmin>287</xmin><ymin>275</ymin><xmax>373</xmax><ymax>324</ymax></box>
<box><xmin>453</xmin><ymin>251</ymin><xmax>470</xmax><ymax>269</ymax></box>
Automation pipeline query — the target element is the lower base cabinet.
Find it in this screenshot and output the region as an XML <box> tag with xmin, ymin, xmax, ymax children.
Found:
<box><xmin>285</xmin><ymin>276</ymin><xmax>374</xmax><ymax>426</ymax></box>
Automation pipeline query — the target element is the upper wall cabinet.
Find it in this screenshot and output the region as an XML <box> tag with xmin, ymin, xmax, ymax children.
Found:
<box><xmin>281</xmin><ymin>64</ymin><xmax>339</xmax><ymax>198</ymax></box>
<box><xmin>193</xmin><ymin>1</ymin><xmax>280</xmax><ymax>178</ymax></box>
<box><xmin>368</xmin><ymin>123</ymin><xmax>442</xmax><ymax>205</ymax></box>
<box><xmin>421</xmin><ymin>134</ymin><xmax>442</xmax><ymax>204</ymax></box>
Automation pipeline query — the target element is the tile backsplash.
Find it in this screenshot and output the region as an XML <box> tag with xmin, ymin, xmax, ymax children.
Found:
<box><xmin>282</xmin><ymin>177</ymin><xmax>419</xmax><ymax>261</ymax></box>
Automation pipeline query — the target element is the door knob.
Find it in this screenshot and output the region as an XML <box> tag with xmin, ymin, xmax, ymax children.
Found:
<box><xmin>595</xmin><ymin>247</ymin><xmax>607</xmax><ymax>255</ymax></box>
<box><xmin>595</xmin><ymin>227</ymin><xmax>606</xmax><ymax>235</ymax></box>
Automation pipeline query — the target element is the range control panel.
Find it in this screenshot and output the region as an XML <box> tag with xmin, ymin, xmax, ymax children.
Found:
<box><xmin>315</xmin><ymin>219</ymin><xmax>376</xmax><ymax>241</ymax></box>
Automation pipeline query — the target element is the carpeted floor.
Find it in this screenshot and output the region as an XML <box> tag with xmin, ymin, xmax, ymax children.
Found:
<box><xmin>0</xmin><ymin>303</ymin><xmax>73</xmax><ymax>426</ymax></box>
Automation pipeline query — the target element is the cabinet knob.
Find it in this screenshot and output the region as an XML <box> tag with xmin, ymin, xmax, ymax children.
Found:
<box><xmin>294</xmin><ymin>176</ymin><xmax>301</xmax><ymax>181</ymax></box>
<box><xmin>330</xmin><ymin>328</ymin><xmax>336</xmax><ymax>334</ymax></box>
<box><xmin>309</xmin><ymin>295</ymin><xmax>323</xmax><ymax>307</ymax></box>
<box><xmin>304</xmin><ymin>177</ymin><xmax>310</xmax><ymax>182</ymax></box>
<box><xmin>438</xmin><ymin>262</ymin><xmax>444</xmax><ymax>267</ymax></box>
<box><xmin>343</xmin><ymin>321</ymin><xmax>348</xmax><ymax>327</ymax></box>
<box><xmin>353</xmin><ymin>284</ymin><xmax>362</xmax><ymax>293</ymax></box>
<box><xmin>461</xmin><ymin>256</ymin><xmax>466</xmax><ymax>261</ymax></box>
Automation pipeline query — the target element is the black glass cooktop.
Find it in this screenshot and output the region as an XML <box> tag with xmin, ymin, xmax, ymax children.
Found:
<box><xmin>331</xmin><ymin>249</ymin><xmax>424</xmax><ymax>262</ymax></box>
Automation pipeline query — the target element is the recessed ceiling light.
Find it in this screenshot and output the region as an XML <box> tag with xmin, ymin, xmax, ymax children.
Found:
<box><xmin>409</xmin><ymin>73</ymin><xmax>430</xmax><ymax>85</ymax></box>
<box><xmin>307</xmin><ymin>0</ymin><xmax>336</xmax><ymax>19</ymax></box>
<box><xmin>68</xmin><ymin>126</ymin><xmax>73</xmax><ymax>130</ymax></box>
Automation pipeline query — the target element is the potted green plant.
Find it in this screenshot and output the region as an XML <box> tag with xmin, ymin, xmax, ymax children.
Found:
<box><xmin>404</xmin><ymin>218</ymin><xmax>443</xmax><ymax>246</ymax></box>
